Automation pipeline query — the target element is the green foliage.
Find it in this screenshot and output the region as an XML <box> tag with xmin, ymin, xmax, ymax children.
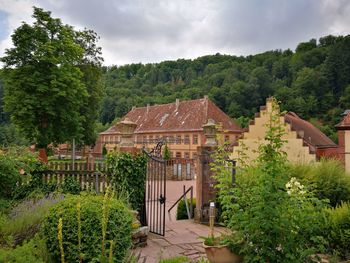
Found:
<box><xmin>61</xmin><ymin>176</ymin><xmax>81</xmax><ymax>195</ymax></box>
<box><xmin>97</xmin><ymin>35</ymin><xmax>350</xmax><ymax>144</ymax></box>
<box><xmin>106</xmin><ymin>152</ymin><xmax>147</xmax><ymax>211</ymax></box>
<box><xmin>0</xmin><ymin>123</ymin><xmax>28</xmax><ymax>147</ymax></box>
<box><xmin>159</xmin><ymin>256</ymin><xmax>189</xmax><ymax>263</ymax></box>
<box><xmin>324</xmin><ymin>202</ymin><xmax>350</xmax><ymax>259</ymax></box>
<box><xmin>0</xmin><ymin>146</ymin><xmax>46</xmax><ymax>199</ymax></box>
<box><xmin>163</xmin><ymin>144</ymin><xmax>171</xmax><ymax>160</ymax></box>
<box><xmin>0</xmin><ymin>235</ymin><xmax>51</xmax><ymax>263</ymax></box>
<box><xmin>214</xmin><ymin>98</ymin><xmax>328</xmax><ymax>262</ymax></box>
<box><xmin>0</xmin><ymin>7</ymin><xmax>103</xmax><ymax>148</ymax></box>
<box><xmin>0</xmin><ymin>195</ymin><xmax>60</xmax><ymax>247</ymax></box>
<box><xmin>0</xmin><ymin>198</ymin><xmax>11</xmax><ymax>214</ymax></box>
<box><xmin>102</xmin><ymin>144</ymin><xmax>108</xmax><ymax>156</ymax></box>
<box><xmin>42</xmin><ymin>194</ymin><xmax>133</xmax><ymax>262</ymax></box>
<box><xmin>176</xmin><ymin>198</ymin><xmax>196</xmax><ymax>220</ymax></box>
<box><xmin>288</xmin><ymin>159</ymin><xmax>350</xmax><ymax>207</ymax></box>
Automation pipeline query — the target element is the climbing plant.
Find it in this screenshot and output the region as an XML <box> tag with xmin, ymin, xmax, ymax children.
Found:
<box><xmin>106</xmin><ymin>152</ymin><xmax>147</xmax><ymax>211</ymax></box>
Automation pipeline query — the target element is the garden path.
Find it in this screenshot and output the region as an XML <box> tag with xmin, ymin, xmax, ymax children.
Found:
<box><xmin>134</xmin><ymin>219</ymin><xmax>227</xmax><ymax>263</ymax></box>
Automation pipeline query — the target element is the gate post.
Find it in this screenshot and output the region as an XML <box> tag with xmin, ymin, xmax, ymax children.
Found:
<box><xmin>194</xmin><ymin>119</ymin><xmax>218</xmax><ymax>222</ymax></box>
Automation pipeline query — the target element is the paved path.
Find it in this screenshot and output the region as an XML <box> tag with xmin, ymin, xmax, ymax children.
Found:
<box><xmin>165</xmin><ymin>180</ymin><xmax>196</xmax><ymax>222</ymax></box>
<box><xmin>134</xmin><ymin>220</ymin><xmax>228</xmax><ymax>263</ymax></box>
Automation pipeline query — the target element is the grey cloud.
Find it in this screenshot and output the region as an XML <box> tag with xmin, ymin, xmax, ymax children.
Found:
<box><xmin>3</xmin><ymin>0</ymin><xmax>350</xmax><ymax>65</ymax></box>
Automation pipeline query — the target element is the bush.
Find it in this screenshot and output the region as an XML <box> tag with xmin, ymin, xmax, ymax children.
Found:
<box><xmin>0</xmin><ymin>153</ymin><xmax>21</xmax><ymax>198</ymax></box>
<box><xmin>0</xmin><ymin>198</ymin><xmax>12</xmax><ymax>214</ymax></box>
<box><xmin>106</xmin><ymin>152</ymin><xmax>147</xmax><ymax>211</ymax></box>
<box><xmin>214</xmin><ymin>99</ymin><xmax>328</xmax><ymax>262</ymax></box>
<box><xmin>0</xmin><ymin>147</ymin><xmax>47</xmax><ymax>199</ymax></box>
<box><xmin>289</xmin><ymin>159</ymin><xmax>350</xmax><ymax>207</ymax></box>
<box><xmin>159</xmin><ymin>256</ymin><xmax>190</xmax><ymax>263</ymax></box>
<box><xmin>0</xmin><ymin>194</ymin><xmax>62</xmax><ymax>247</ymax></box>
<box><xmin>42</xmin><ymin>194</ymin><xmax>133</xmax><ymax>262</ymax></box>
<box><xmin>0</xmin><ymin>235</ymin><xmax>51</xmax><ymax>263</ymax></box>
<box><xmin>325</xmin><ymin>202</ymin><xmax>350</xmax><ymax>259</ymax></box>
<box><xmin>176</xmin><ymin>198</ymin><xmax>196</xmax><ymax>220</ymax></box>
<box><xmin>61</xmin><ymin>176</ymin><xmax>81</xmax><ymax>194</ymax></box>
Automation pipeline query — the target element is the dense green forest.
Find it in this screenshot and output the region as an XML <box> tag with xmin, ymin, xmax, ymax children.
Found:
<box><xmin>1</xmin><ymin>34</ymin><xmax>350</xmax><ymax>145</ymax></box>
<box><xmin>100</xmin><ymin>35</ymin><xmax>350</xmax><ymax>142</ymax></box>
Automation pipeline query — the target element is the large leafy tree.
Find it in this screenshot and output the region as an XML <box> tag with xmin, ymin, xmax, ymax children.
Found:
<box><xmin>1</xmin><ymin>7</ymin><xmax>103</xmax><ymax>148</ymax></box>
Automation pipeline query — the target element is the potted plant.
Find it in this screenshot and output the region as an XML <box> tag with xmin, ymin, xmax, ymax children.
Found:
<box><xmin>202</xmin><ymin>235</ymin><xmax>242</xmax><ymax>263</ymax></box>
<box><xmin>201</xmin><ymin>202</ymin><xmax>242</xmax><ymax>263</ymax></box>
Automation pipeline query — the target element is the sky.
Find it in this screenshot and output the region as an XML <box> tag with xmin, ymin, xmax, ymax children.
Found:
<box><xmin>0</xmin><ymin>0</ymin><xmax>350</xmax><ymax>66</ymax></box>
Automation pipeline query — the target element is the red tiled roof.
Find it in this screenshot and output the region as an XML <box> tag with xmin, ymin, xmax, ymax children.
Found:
<box><xmin>101</xmin><ymin>98</ymin><xmax>241</xmax><ymax>134</ymax></box>
<box><xmin>284</xmin><ymin>112</ymin><xmax>337</xmax><ymax>148</ymax></box>
<box><xmin>336</xmin><ymin>112</ymin><xmax>350</xmax><ymax>130</ymax></box>
<box><xmin>100</xmin><ymin>125</ymin><xmax>119</xmax><ymax>135</ymax></box>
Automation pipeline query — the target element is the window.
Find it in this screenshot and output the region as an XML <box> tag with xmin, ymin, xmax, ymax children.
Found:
<box><xmin>193</xmin><ymin>134</ymin><xmax>198</xmax><ymax>145</ymax></box>
<box><xmin>149</xmin><ymin>135</ymin><xmax>153</xmax><ymax>143</ymax></box>
<box><xmin>192</xmin><ymin>153</ymin><xmax>197</xmax><ymax>159</ymax></box>
<box><xmin>184</xmin><ymin>135</ymin><xmax>190</xmax><ymax>144</ymax></box>
<box><xmin>169</xmin><ymin>136</ymin><xmax>175</xmax><ymax>144</ymax></box>
<box><xmin>184</xmin><ymin>152</ymin><xmax>190</xmax><ymax>159</ymax></box>
<box><xmin>176</xmin><ymin>135</ymin><xmax>181</xmax><ymax>144</ymax></box>
<box><xmin>225</xmin><ymin>135</ymin><xmax>230</xmax><ymax>142</ymax></box>
<box><xmin>143</xmin><ymin>136</ymin><xmax>147</xmax><ymax>144</ymax></box>
<box><xmin>176</xmin><ymin>152</ymin><xmax>181</xmax><ymax>158</ymax></box>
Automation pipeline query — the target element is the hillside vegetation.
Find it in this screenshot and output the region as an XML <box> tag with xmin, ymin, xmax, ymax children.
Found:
<box><xmin>101</xmin><ymin>35</ymin><xmax>350</xmax><ymax>142</ymax></box>
<box><xmin>2</xmin><ymin>35</ymin><xmax>350</xmax><ymax>145</ymax></box>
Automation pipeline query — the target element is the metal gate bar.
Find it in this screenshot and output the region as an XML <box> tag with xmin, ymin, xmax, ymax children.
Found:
<box><xmin>143</xmin><ymin>141</ymin><xmax>167</xmax><ymax>236</ymax></box>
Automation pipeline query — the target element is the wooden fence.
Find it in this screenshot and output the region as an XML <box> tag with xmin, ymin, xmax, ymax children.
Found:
<box><xmin>44</xmin><ymin>162</ymin><xmax>111</xmax><ymax>193</ymax></box>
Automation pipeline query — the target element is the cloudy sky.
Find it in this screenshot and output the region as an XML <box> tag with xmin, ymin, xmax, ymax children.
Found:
<box><xmin>0</xmin><ymin>0</ymin><xmax>350</xmax><ymax>65</ymax></box>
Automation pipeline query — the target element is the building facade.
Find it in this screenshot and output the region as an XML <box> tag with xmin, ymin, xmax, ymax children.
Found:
<box><xmin>95</xmin><ymin>96</ymin><xmax>242</xmax><ymax>160</ymax></box>
<box><xmin>231</xmin><ymin>98</ymin><xmax>339</xmax><ymax>165</ymax></box>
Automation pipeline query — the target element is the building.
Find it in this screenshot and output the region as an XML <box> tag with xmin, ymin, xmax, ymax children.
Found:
<box><xmin>231</xmin><ymin>98</ymin><xmax>338</xmax><ymax>164</ymax></box>
<box><xmin>95</xmin><ymin>96</ymin><xmax>242</xmax><ymax>160</ymax></box>
<box><xmin>336</xmin><ymin>111</ymin><xmax>350</xmax><ymax>172</ymax></box>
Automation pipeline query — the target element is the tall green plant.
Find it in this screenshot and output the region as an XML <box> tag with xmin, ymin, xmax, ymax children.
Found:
<box><xmin>214</xmin><ymin>98</ymin><xmax>328</xmax><ymax>262</ymax></box>
<box><xmin>106</xmin><ymin>152</ymin><xmax>147</xmax><ymax>211</ymax></box>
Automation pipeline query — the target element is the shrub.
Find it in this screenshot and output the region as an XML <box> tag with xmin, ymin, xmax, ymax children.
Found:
<box><xmin>159</xmin><ymin>256</ymin><xmax>190</xmax><ymax>263</ymax></box>
<box><xmin>0</xmin><ymin>235</ymin><xmax>51</xmax><ymax>263</ymax></box>
<box><xmin>214</xmin><ymin>98</ymin><xmax>328</xmax><ymax>262</ymax></box>
<box><xmin>0</xmin><ymin>194</ymin><xmax>62</xmax><ymax>247</ymax></box>
<box><xmin>42</xmin><ymin>194</ymin><xmax>133</xmax><ymax>262</ymax></box>
<box><xmin>176</xmin><ymin>198</ymin><xmax>196</xmax><ymax>220</ymax></box>
<box><xmin>0</xmin><ymin>198</ymin><xmax>12</xmax><ymax>214</ymax></box>
<box><xmin>0</xmin><ymin>153</ymin><xmax>21</xmax><ymax>198</ymax></box>
<box><xmin>0</xmin><ymin>146</ymin><xmax>47</xmax><ymax>199</ymax></box>
<box><xmin>61</xmin><ymin>175</ymin><xmax>81</xmax><ymax>194</ymax></box>
<box><xmin>106</xmin><ymin>152</ymin><xmax>147</xmax><ymax>211</ymax></box>
<box><xmin>288</xmin><ymin>159</ymin><xmax>350</xmax><ymax>207</ymax></box>
<box><xmin>325</xmin><ymin>202</ymin><xmax>350</xmax><ymax>259</ymax></box>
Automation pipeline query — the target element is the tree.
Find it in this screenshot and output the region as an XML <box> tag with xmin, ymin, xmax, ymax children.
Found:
<box><xmin>1</xmin><ymin>7</ymin><xmax>103</xmax><ymax>148</ymax></box>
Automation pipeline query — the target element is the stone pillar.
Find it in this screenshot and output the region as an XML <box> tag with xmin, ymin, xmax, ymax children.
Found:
<box><xmin>194</xmin><ymin>119</ymin><xmax>218</xmax><ymax>222</ymax></box>
<box><xmin>118</xmin><ymin>118</ymin><xmax>139</xmax><ymax>154</ymax></box>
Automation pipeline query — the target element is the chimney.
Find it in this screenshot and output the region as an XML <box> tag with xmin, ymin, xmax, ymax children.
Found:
<box><xmin>176</xmin><ymin>99</ymin><xmax>180</xmax><ymax>111</ymax></box>
<box><xmin>147</xmin><ymin>103</ymin><xmax>150</xmax><ymax>114</ymax></box>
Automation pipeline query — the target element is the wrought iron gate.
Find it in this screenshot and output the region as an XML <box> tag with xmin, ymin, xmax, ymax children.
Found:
<box><xmin>143</xmin><ymin>141</ymin><xmax>167</xmax><ymax>236</ymax></box>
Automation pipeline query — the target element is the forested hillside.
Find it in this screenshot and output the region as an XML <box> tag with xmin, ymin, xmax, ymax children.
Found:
<box><xmin>1</xmin><ymin>34</ymin><xmax>350</xmax><ymax>145</ymax></box>
<box><xmin>101</xmin><ymin>35</ymin><xmax>350</xmax><ymax>142</ymax></box>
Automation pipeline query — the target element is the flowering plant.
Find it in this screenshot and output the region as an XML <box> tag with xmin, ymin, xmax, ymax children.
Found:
<box><xmin>213</xmin><ymin>98</ymin><xmax>328</xmax><ymax>262</ymax></box>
